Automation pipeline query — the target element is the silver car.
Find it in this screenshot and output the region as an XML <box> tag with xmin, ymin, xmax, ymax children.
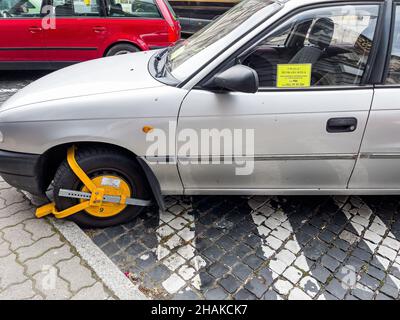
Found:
<box><xmin>0</xmin><ymin>0</ymin><xmax>399</xmax><ymax>227</ymax></box>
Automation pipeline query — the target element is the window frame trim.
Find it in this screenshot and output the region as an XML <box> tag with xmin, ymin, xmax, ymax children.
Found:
<box><xmin>196</xmin><ymin>0</ymin><xmax>387</xmax><ymax>92</ymax></box>
<box><xmin>377</xmin><ymin>0</ymin><xmax>400</xmax><ymax>87</ymax></box>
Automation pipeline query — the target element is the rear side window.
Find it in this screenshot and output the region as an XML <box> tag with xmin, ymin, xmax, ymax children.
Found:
<box><xmin>242</xmin><ymin>5</ymin><xmax>379</xmax><ymax>88</ymax></box>
<box><xmin>0</xmin><ymin>0</ymin><xmax>42</xmax><ymax>17</ymax></box>
<box><xmin>105</xmin><ymin>0</ymin><xmax>161</xmax><ymax>18</ymax></box>
<box><xmin>53</xmin><ymin>0</ymin><xmax>101</xmax><ymax>16</ymax></box>
<box><xmin>386</xmin><ymin>5</ymin><xmax>400</xmax><ymax>84</ymax></box>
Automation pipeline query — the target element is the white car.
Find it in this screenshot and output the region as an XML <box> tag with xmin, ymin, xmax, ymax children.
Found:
<box><xmin>0</xmin><ymin>0</ymin><xmax>399</xmax><ymax>227</ymax></box>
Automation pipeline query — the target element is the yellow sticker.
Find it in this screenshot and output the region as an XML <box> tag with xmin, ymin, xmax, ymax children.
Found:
<box><xmin>84</xmin><ymin>0</ymin><xmax>90</xmax><ymax>6</ymax></box>
<box><xmin>277</xmin><ymin>64</ymin><xmax>312</xmax><ymax>88</ymax></box>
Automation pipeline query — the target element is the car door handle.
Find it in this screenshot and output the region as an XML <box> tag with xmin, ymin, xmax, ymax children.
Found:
<box><xmin>28</xmin><ymin>26</ymin><xmax>42</xmax><ymax>33</ymax></box>
<box><xmin>93</xmin><ymin>26</ymin><xmax>106</xmax><ymax>33</ymax></box>
<box><xmin>326</xmin><ymin>117</ymin><xmax>357</xmax><ymax>133</ymax></box>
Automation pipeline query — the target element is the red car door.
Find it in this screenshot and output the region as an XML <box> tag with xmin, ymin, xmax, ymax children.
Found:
<box><xmin>0</xmin><ymin>0</ymin><xmax>47</xmax><ymax>67</ymax></box>
<box><xmin>44</xmin><ymin>0</ymin><xmax>107</xmax><ymax>64</ymax></box>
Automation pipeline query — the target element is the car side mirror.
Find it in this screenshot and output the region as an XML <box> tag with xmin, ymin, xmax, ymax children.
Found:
<box><xmin>212</xmin><ymin>65</ymin><xmax>259</xmax><ymax>94</ymax></box>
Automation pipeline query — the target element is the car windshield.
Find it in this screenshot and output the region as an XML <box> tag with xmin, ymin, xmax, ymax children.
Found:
<box><xmin>166</xmin><ymin>0</ymin><xmax>282</xmax><ymax>80</ymax></box>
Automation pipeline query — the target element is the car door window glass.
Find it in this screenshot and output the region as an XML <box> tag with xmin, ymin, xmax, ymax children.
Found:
<box><xmin>242</xmin><ymin>5</ymin><xmax>379</xmax><ymax>88</ymax></box>
<box><xmin>0</xmin><ymin>0</ymin><xmax>42</xmax><ymax>17</ymax></box>
<box><xmin>386</xmin><ymin>5</ymin><xmax>400</xmax><ymax>85</ymax></box>
<box><xmin>105</xmin><ymin>0</ymin><xmax>161</xmax><ymax>18</ymax></box>
<box><xmin>53</xmin><ymin>0</ymin><xmax>100</xmax><ymax>16</ymax></box>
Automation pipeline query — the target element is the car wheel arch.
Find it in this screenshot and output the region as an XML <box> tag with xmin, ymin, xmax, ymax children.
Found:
<box><xmin>103</xmin><ymin>41</ymin><xmax>144</xmax><ymax>57</ymax></box>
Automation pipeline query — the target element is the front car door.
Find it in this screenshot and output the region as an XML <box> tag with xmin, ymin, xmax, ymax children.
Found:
<box><xmin>349</xmin><ymin>0</ymin><xmax>400</xmax><ymax>191</ymax></box>
<box><xmin>176</xmin><ymin>2</ymin><xmax>382</xmax><ymax>194</ymax></box>
<box><xmin>0</xmin><ymin>0</ymin><xmax>47</xmax><ymax>68</ymax></box>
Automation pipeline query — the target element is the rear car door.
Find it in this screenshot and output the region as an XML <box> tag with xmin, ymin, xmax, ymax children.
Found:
<box><xmin>0</xmin><ymin>0</ymin><xmax>47</xmax><ymax>68</ymax></box>
<box><xmin>349</xmin><ymin>1</ymin><xmax>400</xmax><ymax>190</ymax></box>
<box><xmin>177</xmin><ymin>3</ymin><xmax>381</xmax><ymax>192</ymax></box>
<box><xmin>44</xmin><ymin>0</ymin><xmax>106</xmax><ymax>64</ymax></box>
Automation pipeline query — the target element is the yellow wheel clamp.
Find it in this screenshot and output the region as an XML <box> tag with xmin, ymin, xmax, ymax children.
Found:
<box><xmin>36</xmin><ymin>146</ymin><xmax>152</xmax><ymax>219</ymax></box>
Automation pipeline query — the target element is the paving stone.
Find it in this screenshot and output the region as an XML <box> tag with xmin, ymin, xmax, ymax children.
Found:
<box><xmin>325</xmin><ymin>278</ymin><xmax>348</xmax><ymax>299</ymax></box>
<box><xmin>369</xmin><ymin>222</ymin><xmax>386</xmax><ymax>236</ymax></box>
<box><xmin>2</xmin><ymin>224</ymin><xmax>34</xmax><ymax>250</ymax></box>
<box><xmin>271</xmin><ymin>227</ymin><xmax>291</xmax><ymax>241</ymax></box>
<box><xmin>327</xmin><ymin>247</ymin><xmax>347</xmax><ymax>263</ymax></box>
<box><xmin>162</xmin><ymin>273</ymin><xmax>185</xmax><ymax>294</ymax></box>
<box><xmin>33</xmin><ymin>270</ymin><xmax>72</xmax><ymax>299</ymax></box>
<box><xmin>265</xmin><ymin>236</ymin><xmax>283</xmax><ymax>250</ymax></box>
<box><xmin>0</xmin><ymin>241</ymin><xmax>10</xmax><ymax>257</ymax></box>
<box><xmin>274</xmin><ymin>279</ymin><xmax>293</xmax><ymax>296</ymax></box>
<box><xmin>269</xmin><ymin>259</ymin><xmax>287</xmax><ymax>275</ymax></box>
<box><xmin>102</xmin><ymin>240</ymin><xmax>122</xmax><ymax>257</ymax></box>
<box><xmin>263</xmin><ymin>289</ymin><xmax>281</xmax><ymax>300</ymax></box>
<box><xmin>103</xmin><ymin>225</ymin><xmax>125</xmax><ymax>239</ymax></box>
<box><xmin>147</xmin><ymin>264</ymin><xmax>171</xmax><ymax>283</ymax></box>
<box><xmin>375</xmin><ymin>293</ymin><xmax>393</xmax><ymax>300</ymax></box>
<box><xmin>285</xmin><ymin>239</ymin><xmax>301</xmax><ymax>254</ymax></box>
<box><xmin>202</xmin><ymin>246</ymin><xmax>224</xmax><ymax>261</ymax></box>
<box><xmin>0</xmin><ymin>253</ymin><xmax>26</xmax><ymax>289</ymax></box>
<box><xmin>173</xmin><ymin>288</ymin><xmax>200</xmax><ymax>300</ymax></box>
<box><xmin>382</xmin><ymin>237</ymin><xmax>400</xmax><ymax>251</ymax></box>
<box><xmin>91</xmin><ymin>233</ymin><xmax>110</xmax><ymax>247</ymax></box>
<box><xmin>232</xmin><ymin>263</ymin><xmax>252</xmax><ymax>281</ymax></box>
<box><xmin>377</xmin><ymin>246</ymin><xmax>397</xmax><ymax>261</ymax></box>
<box><xmin>258</xmin><ymin>267</ymin><xmax>277</xmax><ymax>286</ymax></box>
<box><xmin>366</xmin><ymin>265</ymin><xmax>386</xmax><ymax>281</ymax></box>
<box><xmin>352</xmin><ymin>285</ymin><xmax>374</xmax><ymax>300</ymax></box>
<box><xmin>310</xmin><ymin>265</ymin><xmax>331</xmax><ymax>284</ymax></box>
<box><xmin>207</xmin><ymin>262</ymin><xmax>229</xmax><ymax>278</ymax></box>
<box><xmin>243</xmin><ymin>254</ymin><xmax>263</xmax><ymax>270</ymax></box>
<box><xmin>57</xmin><ymin>257</ymin><xmax>96</xmax><ymax>292</ymax></box>
<box><xmin>71</xmin><ymin>282</ymin><xmax>108</xmax><ymax>300</ymax></box>
<box><xmin>359</xmin><ymin>273</ymin><xmax>380</xmax><ymax>291</ymax></box>
<box><xmin>244</xmin><ymin>277</ymin><xmax>267</xmax><ymax>298</ymax></box>
<box><xmin>0</xmin><ymin>280</ymin><xmax>35</xmax><ymax>299</ymax></box>
<box><xmin>294</xmin><ymin>255</ymin><xmax>312</xmax><ymax>272</ymax></box>
<box><xmin>26</xmin><ymin>244</ymin><xmax>73</xmax><ymax>276</ymax></box>
<box><xmin>177</xmin><ymin>265</ymin><xmax>196</xmax><ymax>281</ymax></box>
<box><xmin>352</xmin><ymin>248</ymin><xmax>372</xmax><ymax>262</ymax></box>
<box><xmin>299</xmin><ymin>276</ymin><xmax>321</xmax><ymax>298</ymax></box>
<box><xmin>234</xmin><ymin>288</ymin><xmax>256</xmax><ymax>300</ymax></box>
<box><xmin>16</xmin><ymin>234</ymin><xmax>64</xmax><ymax>262</ymax></box>
<box><xmin>218</xmin><ymin>275</ymin><xmax>240</xmax><ymax>294</ymax></box>
<box><xmin>275</xmin><ymin>249</ymin><xmax>296</xmax><ymax>266</ymax></box>
<box><xmin>288</xmin><ymin>287</ymin><xmax>312</xmax><ymax>300</ymax></box>
<box><xmin>283</xmin><ymin>266</ymin><xmax>303</xmax><ymax>284</ymax></box>
<box><xmin>321</xmin><ymin>254</ymin><xmax>341</xmax><ymax>272</ymax></box>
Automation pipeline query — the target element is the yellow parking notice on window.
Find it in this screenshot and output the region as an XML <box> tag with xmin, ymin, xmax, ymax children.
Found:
<box><xmin>277</xmin><ymin>64</ymin><xmax>312</xmax><ymax>88</ymax></box>
<box><xmin>84</xmin><ymin>0</ymin><xmax>91</xmax><ymax>6</ymax></box>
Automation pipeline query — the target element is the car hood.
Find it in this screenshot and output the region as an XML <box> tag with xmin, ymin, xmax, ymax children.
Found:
<box><xmin>1</xmin><ymin>50</ymin><xmax>163</xmax><ymax>111</ymax></box>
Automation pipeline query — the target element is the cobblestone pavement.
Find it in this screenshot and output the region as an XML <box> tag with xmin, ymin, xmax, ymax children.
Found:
<box><xmin>0</xmin><ymin>177</ymin><xmax>114</xmax><ymax>299</ymax></box>
<box><xmin>87</xmin><ymin>195</ymin><xmax>400</xmax><ymax>300</ymax></box>
<box><xmin>2</xmin><ymin>72</ymin><xmax>400</xmax><ymax>300</ymax></box>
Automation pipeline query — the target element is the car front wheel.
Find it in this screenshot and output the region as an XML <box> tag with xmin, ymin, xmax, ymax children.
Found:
<box><xmin>52</xmin><ymin>146</ymin><xmax>150</xmax><ymax>228</ymax></box>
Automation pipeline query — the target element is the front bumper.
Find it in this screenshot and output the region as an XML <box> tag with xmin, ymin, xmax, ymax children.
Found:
<box><xmin>0</xmin><ymin>149</ymin><xmax>44</xmax><ymax>195</ymax></box>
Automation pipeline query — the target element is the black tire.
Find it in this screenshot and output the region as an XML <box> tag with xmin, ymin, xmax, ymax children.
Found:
<box><xmin>105</xmin><ymin>43</ymin><xmax>139</xmax><ymax>56</ymax></box>
<box><xmin>53</xmin><ymin>146</ymin><xmax>150</xmax><ymax>228</ymax></box>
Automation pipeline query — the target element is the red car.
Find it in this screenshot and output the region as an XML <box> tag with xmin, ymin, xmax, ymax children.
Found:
<box><xmin>0</xmin><ymin>0</ymin><xmax>180</xmax><ymax>69</ymax></box>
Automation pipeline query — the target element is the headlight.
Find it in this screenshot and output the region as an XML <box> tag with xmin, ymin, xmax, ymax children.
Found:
<box><xmin>0</xmin><ymin>131</ymin><xmax>4</xmax><ymax>143</ymax></box>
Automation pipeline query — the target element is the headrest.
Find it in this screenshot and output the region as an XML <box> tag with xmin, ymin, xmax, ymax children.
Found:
<box><xmin>308</xmin><ymin>17</ymin><xmax>334</xmax><ymax>49</ymax></box>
